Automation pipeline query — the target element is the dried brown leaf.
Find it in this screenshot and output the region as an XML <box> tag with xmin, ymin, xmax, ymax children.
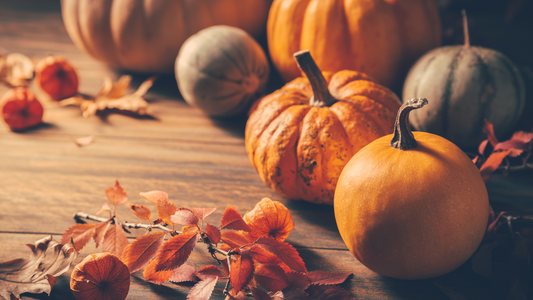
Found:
<box><xmin>0</xmin><ymin>53</ymin><xmax>34</xmax><ymax>87</ymax></box>
<box><xmin>0</xmin><ymin>236</ymin><xmax>77</xmax><ymax>300</ymax></box>
<box><xmin>61</xmin><ymin>223</ymin><xmax>97</xmax><ymax>251</ymax></box>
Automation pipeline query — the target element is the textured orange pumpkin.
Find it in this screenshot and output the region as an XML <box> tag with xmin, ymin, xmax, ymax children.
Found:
<box><xmin>334</xmin><ymin>98</ymin><xmax>490</xmax><ymax>279</ymax></box>
<box><xmin>61</xmin><ymin>0</ymin><xmax>272</xmax><ymax>73</ymax></box>
<box><xmin>35</xmin><ymin>56</ymin><xmax>79</xmax><ymax>100</ymax></box>
<box><xmin>70</xmin><ymin>253</ymin><xmax>130</xmax><ymax>300</ymax></box>
<box><xmin>1</xmin><ymin>87</ymin><xmax>44</xmax><ymax>131</ymax></box>
<box><xmin>267</xmin><ymin>0</ymin><xmax>441</xmax><ymax>86</ymax></box>
<box><xmin>245</xmin><ymin>50</ymin><xmax>401</xmax><ymax>204</ymax></box>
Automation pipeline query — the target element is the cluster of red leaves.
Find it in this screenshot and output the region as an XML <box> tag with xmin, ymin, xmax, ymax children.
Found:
<box><xmin>61</xmin><ymin>180</ymin><xmax>129</xmax><ymax>256</ymax></box>
<box><xmin>473</xmin><ymin>120</ymin><xmax>533</xmax><ymax>181</ymax></box>
<box><xmin>64</xmin><ymin>181</ymin><xmax>355</xmax><ymax>300</ymax></box>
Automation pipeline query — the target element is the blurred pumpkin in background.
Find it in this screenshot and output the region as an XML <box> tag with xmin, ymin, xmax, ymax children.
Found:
<box><xmin>267</xmin><ymin>0</ymin><xmax>441</xmax><ymax>87</ymax></box>
<box><xmin>61</xmin><ymin>0</ymin><xmax>272</xmax><ymax>73</ymax></box>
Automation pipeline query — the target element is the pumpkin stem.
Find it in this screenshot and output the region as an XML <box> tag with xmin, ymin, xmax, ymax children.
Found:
<box><xmin>390</xmin><ymin>98</ymin><xmax>428</xmax><ymax>150</ymax></box>
<box><xmin>462</xmin><ymin>10</ymin><xmax>470</xmax><ymax>48</ymax></box>
<box><xmin>293</xmin><ymin>50</ymin><xmax>337</xmax><ymax>107</ymax></box>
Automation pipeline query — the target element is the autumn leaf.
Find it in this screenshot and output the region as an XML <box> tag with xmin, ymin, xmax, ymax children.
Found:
<box><xmin>168</xmin><ymin>263</ymin><xmax>198</xmax><ymax>283</ymax></box>
<box><xmin>273</xmin><ymin>288</ymin><xmax>312</xmax><ymax>300</ymax></box>
<box><xmin>254</xmin><ymin>263</ymin><xmax>288</xmax><ymax>292</ymax></box>
<box><xmin>96</xmin><ymin>203</ymin><xmax>111</xmax><ymax>215</ymax></box>
<box><xmin>240</xmin><ymin>244</ymin><xmax>281</xmax><ymax>265</ymax></box>
<box><xmin>205</xmin><ymin>223</ymin><xmax>221</xmax><ymax>245</ymax></box>
<box><xmin>130</xmin><ymin>204</ymin><xmax>152</xmax><ymax>223</ymax></box>
<box><xmin>121</xmin><ymin>231</ymin><xmax>167</xmax><ymax>274</ymax></box>
<box><xmin>221</xmin><ymin>206</ymin><xmax>251</xmax><ymax>232</ymax></box>
<box><xmin>243</xmin><ymin>197</ymin><xmax>294</xmax><ymax>242</ymax></box>
<box><xmin>0</xmin><ymin>236</ymin><xmax>77</xmax><ymax>300</ymax></box>
<box><xmin>220</xmin><ymin>231</ymin><xmax>255</xmax><ymax>249</ymax></box>
<box><xmin>143</xmin><ymin>258</ymin><xmax>172</xmax><ymax>284</ymax></box>
<box><xmin>286</xmin><ymin>271</ymin><xmax>312</xmax><ymax>289</ymax></box>
<box><xmin>479</xmin><ymin>149</ymin><xmax>513</xmax><ymax>181</ymax></box>
<box><xmin>155</xmin><ymin>231</ymin><xmax>198</xmax><ymax>271</ymax></box>
<box><xmin>252</xmin><ymin>287</ymin><xmax>272</xmax><ymax>300</ymax></box>
<box><xmin>170</xmin><ymin>208</ymin><xmax>199</xmax><ymax>226</ymax></box>
<box><xmin>196</xmin><ymin>265</ymin><xmax>224</xmax><ymax>280</ymax></box>
<box><xmin>307</xmin><ymin>270</ymin><xmax>352</xmax><ymax>285</ymax></box>
<box><xmin>93</xmin><ymin>220</ymin><xmax>111</xmax><ymax>248</ymax></box>
<box><xmin>188</xmin><ymin>275</ymin><xmax>219</xmax><ymax>300</ymax></box>
<box><xmin>230</xmin><ymin>255</ymin><xmax>254</xmax><ymax>293</ymax></box>
<box><xmin>305</xmin><ymin>284</ymin><xmax>356</xmax><ymax>300</ymax></box>
<box><xmin>193</xmin><ymin>207</ymin><xmax>216</xmax><ymax>220</ymax></box>
<box><xmin>102</xmin><ymin>223</ymin><xmax>129</xmax><ymax>258</ymax></box>
<box><xmin>482</xmin><ymin>119</ymin><xmax>499</xmax><ymax>147</ymax></box>
<box><xmin>59</xmin><ymin>75</ymin><xmax>155</xmax><ymax>117</ymax></box>
<box><xmin>253</xmin><ymin>237</ymin><xmax>306</xmax><ymax>273</ymax></box>
<box><xmin>494</xmin><ymin>131</ymin><xmax>533</xmax><ymax>157</ymax></box>
<box><xmin>0</xmin><ymin>53</ymin><xmax>34</xmax><ymax>87</ymax></box>
<box><xmin>157</xmin><ymin>198</ymin><xmax>178</xmax><ymax>226</ymax></box>
<box><xmin>61</xmin><ymin>223</ymin><xmax>97</xmax><ymax>251</ymax></box>
<box><xmin>105</xmin><ymin>180</ymin><xmax>128</xmax><ymax>207</ymax></box>
<box><xmin>72</xmin><ymin>135</ymin><xmax>94</xmax><ymax>147</ymax></box>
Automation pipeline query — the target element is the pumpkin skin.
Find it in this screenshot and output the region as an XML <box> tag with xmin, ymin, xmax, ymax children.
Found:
<box><xmin>267</xmin><ymin>0</ymin><xmax>441</xmax><ymax>86</ymax></box>
<box><xmin>245</xmin><ymin>51</ymin><xmax>401</xmax><ymax>204</ymax></box>
<box><xmin>334</xmin><ymin>98</ymin><xmax>490</xmax><ymax>279</ymax></box>
<box><xmin>61</xmin><ymin>0</ymin><xmax>272</xmax><ymax>73</ymax></box>
<box><xmin>403</xmin><ymin>12</ymin><xmax>526</xmax><ymax>149</ymax></box>
<box><xmin>175</xmin><ymin>26</ymin><xmax>269</xmax><ymax>117</ymax></box>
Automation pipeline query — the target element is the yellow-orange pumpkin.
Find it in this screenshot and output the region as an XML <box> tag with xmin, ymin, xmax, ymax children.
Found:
<box><xmin>334</xmin><ymin>98</ymin><xmax>489</xmax><ymax>279</ymax></box>
<box><xmin>245</xmin><ymin>50</ymin><xmax>401</xmax><ymax>204</ymax></box>
<box><xmin>267</xmin><ymin>0</ymin><xmax>441</xmax><ymax>86</ymax></box>
<box><xmin>61</xmin><ymin>0</ymin><xmax>272</xmax><ymax>73</ymax></box>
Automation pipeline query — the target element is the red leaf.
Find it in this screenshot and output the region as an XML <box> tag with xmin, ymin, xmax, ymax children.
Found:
<box><xmin>196</xmin><ymin>265</ymin><xmax>224</xmax><ymax>280</ymax></box>
<box><xmin>140</xmin><ymin>190</ymin><xmax>169</xmax><ymax>203</ymax></box>
<box><xmin>121</xmin><ymin>231</ymin><xmax>167</xmax><ymax>274</ymax></box>
<box><xmin>130</xmin><ymin>204</ymin><xmax>151</xmax><ymax>223</ymax></box>
<box><xmin>220</xmin><ymin>231</ymin><xmax>255</xmax><ymax>249</ymax></box>
<box><xmin>170</xmin><ymin>208</ymin><xmax>199</xmax><ymax>226</ymax></box>
<box><xmin>305</xmin><ymin>284</ymin><xmax>356</xmax><ymax>300</ymax></box>
<box><xmin>105</xmin><ymin>180</ymin><xmax>128</xmax><ymax>206</ymax></box>
<box><xmin>155</xmin><ymin>231</ymin><xmax>198</xmax><ymax>271</ymax></box>
<box><xmin>157</xmin><ymin>198</ymin><xmax>177</xmax><ymax>226</ymax></box>
<box><xmin>168</xmin><ymin>263</ymin><xmax>198</xmax><ymax>283</ymax></box>
<box><xmin>93</xmin><ymin>221</ymin><xmax>111</xmax><ymax>248</ymax></box>
<box><xmin>187</xmin><ymin>276</ymin><xmax>218</xmax><ymax>300</ymax></box>
<box><xmin>274</xmin><ymin>288</ymin><xmax>312</xmax><ymax>300</ymax></box>
<box><xmin>287</xmin><ymin>271</ymin><xmax>312</xmax><ymax>290</ymax></box>
<box><xmin>61</xmin><ymin>223</ymin><xmax>97</xmax><ymax>251</ymax></box>
<box><xmin>253</xmin><ymin>237</ymin><xmax>306</xmax><ymax>273</ymax></box>
<box><xmin>230</xmin><ymin>255</ymin><xmax>254</xmax><ymax>292</ymax></box>
<box><xmin>143</xmin><ymin>258</ymin><xmax>172</xmax><ymax>284</ymax></box>
<box><xmin>192</xmin><ymin>207</ymin><xmax>216</xmax><ymax>220</ymax></box>
<box><xmin>241</xmin><ymin>244</ymin><xmax>281</xmax><ymax>265</ymax></box>
<box><xmin>254</xmin><ymin>264</ymin><xmax>288</xmax><ymax>292</ymax></box>
<box><xmin>494</xmin><ymin>131</ymin><xmax>533</xmax><ymax>157</ymax></box>
<box><xmin>221</xmin><ymin>206</ymin><xmax>251</xmax><ymax>232</ymax></box>
<box><xmin>205</xmin><ymin>223</ymin><xmax>221</xmax><ymax>245</ymax></box>
<box><xmin>482</xmin><ymin>119</ymin><xmax>499</xmax><ymax>147</ymax></box>
<box><xmin>252</xmin><ymin>287</ymin><xmax>272</xmax><ymax>300</ymax></box>
<box><xmin>102</xmin><ymin>223</ymin><xmax>129</xmax><ymax>257</ymax></box>
<box><xmin>479</xmin><ymin>149</ymin><xmax>513</xmax><ymax>181</ymax></box>
<box><xmin>307</xmin><ymin>270</ymin><xmax>352</xmax><ymax>285</ymax></box>
<box><xmin>478</xmin><ymin>139</ymin><xmax>489</xmax><ymax>156</ymax></box>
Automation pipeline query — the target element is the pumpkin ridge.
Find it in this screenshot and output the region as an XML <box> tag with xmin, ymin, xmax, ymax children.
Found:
<box><xmin>411</xmin><ymin>53</ymin><xmax>438</xmax><ymax>100</ymax></box>
<box><xmin>437</xmin><ymin>47</ymin><xmax>463</xmax><ymax>136</ymax></box>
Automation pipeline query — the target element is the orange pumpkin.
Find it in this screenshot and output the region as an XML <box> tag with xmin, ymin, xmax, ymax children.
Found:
<box><xmin>245</xmin><ymin>50</ymin><xmax>401</xmax><ymax>204</ymax></box>
<box><xmin>334</xmin><ymin>98</ymin><xmax>490</xmax><ymax>279</ymax></box>
<box><xmin>267</xmin><ymin>0</ymin><xmax>441</xmax><ymax>86</ymax></box>
<box><xmin>61</xmin><ymin>0</ymin><xmax>272</xmax><ymax>73</ymax></box>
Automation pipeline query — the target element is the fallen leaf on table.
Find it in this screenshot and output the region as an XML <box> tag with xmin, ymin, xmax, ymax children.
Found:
<box><xmin>0</xmin><ymin>236</ymin><xmax>77</xmax><ymax>300</ymax></box>
<box><xmin>71</xmin><ymin>135</ymin><xmax>94</xmax><ymax>147</ymax></box>
<box><xmin>0</xmin><ymin>53</ymin><xmax>34</xmax><ymax>87</ymax></box>
<box><xmin>59</xmin><ymin>75</ymin><xmax>156</xmax><ymax>117</ymax></box>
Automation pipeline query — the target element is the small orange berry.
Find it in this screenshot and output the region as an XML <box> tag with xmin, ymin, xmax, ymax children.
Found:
<box><xmin>1</xmin><ymin>87</ymin><xmax>44</xmax><ymax>131</ymax></box>
<box><xmin>35</xmin><ymin>56</ymin><xmax>79</xmax><ymax>100</ymax></box>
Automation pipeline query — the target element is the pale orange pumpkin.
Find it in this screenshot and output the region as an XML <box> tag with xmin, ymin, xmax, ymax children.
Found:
<box><xmin>61</xmin><ymin>0</ymin><xmax>272</xmax><ymax>73</ymax></box>
<box><xmin>267</xmin><ymin>0</ymin><xmax>441</xmax><ymax>86</ymax></box>
<box><xmin>334</xmin><ymin>98</ymin><xmax>490</xmax><ymax>279</ymax></box>
<box><xmin>245</xmin><ymin>50</ymin><xmax>401</xmax><ymax>204</ymax></box>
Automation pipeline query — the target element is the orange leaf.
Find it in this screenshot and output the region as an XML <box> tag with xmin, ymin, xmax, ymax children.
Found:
<box><xmin>156</xmin><ymin>199</ymin><xmax>177</xmax><ymax>225</ymax></box>
<box><xmin>230</xmin><ymin>255</ymin><xmax>254</xmax><ymax>293</ymax></box>
<box><xmin>140</xmin><ymin>190</ymin><xmax>169</xmax><ymax>204</ymax></box>
<box><xmin>93</xmin><ymin>221</ymin><xmax>111</xmax><ymax>249</ymax></box>
<box><xmin>482</xmin><ymin>119</ymin><xmax>499</xmax><ymax>147</ymax></box>
<box><xmin>155</xmin><ymin>232</ymin><xmax>198</xmax><ymax>271</ymax></box>
<box><xmin>105</xmin><ymin>180</ymin><xmax>128</xmax><ymax>206</ymax></box>
<box><xmin>143</xmin><ymin>258</ymin><xmax>172</xmax><ymax>284</ymax></box>
<box><xmin>182</xmin><ymin>225</ymin><xmax>200</xmax><ymax>233</ymax></box>
<box><xmin>241</xmin><ymin>244</ymin><xmax>281</xmax><ymax>265</ymax></box>
<box><xmin>192</xmin><ymin>207</ymin><xmax>216</xmax><ymax>220</ymax></box>
<box><xmin>130</xmin><ymin>204</ymin><xmax>151</xmax><ymax>223</ymax></box>
<box><xmin>220</xmin><ymin>206</ymin><xmax>250</xmax><ymax>231</ymax></box>
<box><xmin>243</xmin><ymin>198</ymin><xmax>294</xmax><ymax>242</ymax></box>
<box><xmin>121</xmin><ymin>231</ymin><xmax>167</xmax><ymax>274</ymax></box>
<box><xmin>480</xmin><ymin>149</ymin><xmax>513</xmax><ymax>181</ymax></box>
<box><xmin>253</xmin><ymin>237</ymin><xmax>306</xmax><ymax>273</ymax></box>
<box><xmin>170</xmin><ymin>208</ymin><xmax>199</xmax><ymax>226</ymax></box>
<box><xmin>220</xmin><ymin>231</ymin><xmax>255</xmax><ymax>249</ymax></box>
<box><xmin>254</xmin><ymin>264</ymin><xmax>288</xmax><ymax>292</ymax></box>
<box><xmin>102</xmin><ymin>223</ymin><xmax>129</xmax><ymax>257</ymax></box>
<box><xmin>96</xmin><ymin>203</ymin><xmax>111</xmax><ymax>215</ymax></box>
<box><xmin>205</xmin><ymin>223</ymin><xmax>221</xmax><ymax>245</ymax></box>
<box><xmin>61</xmin><ymin>224</ymin><xmax>97</xmax><ymax>251</ymax></box>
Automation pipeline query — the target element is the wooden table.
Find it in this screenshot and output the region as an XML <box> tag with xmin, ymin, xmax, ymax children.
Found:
<box><xmin>1</xmin><ymin>1</ymin><xmax>532</xmax><ymax>299</ymax></box>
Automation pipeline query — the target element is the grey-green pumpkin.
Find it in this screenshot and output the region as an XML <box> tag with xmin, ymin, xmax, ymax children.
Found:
<box><xmin>402</xmin><ymin>12</ymin><xmax>525</xmax><ymax>149</ymax></box>
<box><xmin>175</xmin><ymin>25</ymin><xmax>269</xmax><ymax>117</ymax></box>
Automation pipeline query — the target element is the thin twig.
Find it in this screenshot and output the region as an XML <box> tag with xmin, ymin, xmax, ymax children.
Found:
<box><xmin>74</xmin><ymin>211</ymin><xmax>174</xmax><ymax>232</ymax></box>
<box><xmin>223</xmin><ymin>250</ymin><xmax>234</xmax><ymax>296</ymax></box>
